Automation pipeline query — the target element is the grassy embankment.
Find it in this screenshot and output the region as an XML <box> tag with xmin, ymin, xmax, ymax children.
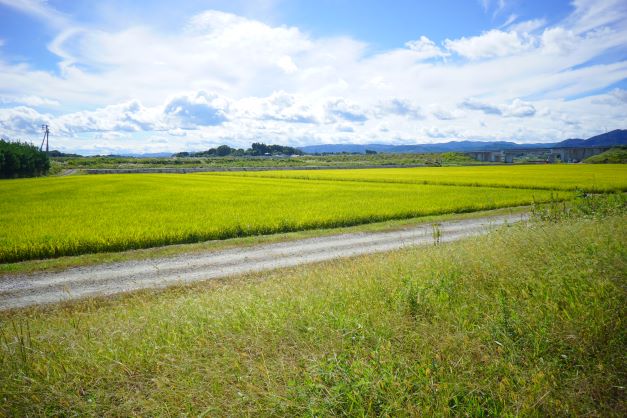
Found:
<box><xmin>214</xmin><ymin>164</ymin><xmax>627</xmax><ymax>192</ymax></box>
<box><xmin>0</xmin><ymin>195</ymin><xmax>624</xmax><ymax>416</ymax></box>
<box><xmin>50</xmin><ymin>152</ymin><xmax>478</xmax><ymax>172</ymax></box>
<box><xmin>0</xmin><ymin>174</ymin><xmax>568</xmax><ymax>263</ymax></box>
<box><xmin>584</xmin><ymin>147</ymin><xmax>627</xmax><ymax>164</ymax></box>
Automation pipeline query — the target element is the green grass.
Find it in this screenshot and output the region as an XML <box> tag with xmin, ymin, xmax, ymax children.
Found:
<box><xmin>0</xmin><ymin>206</ymin><xmax>528</xmax><ymax>276</ymax></box>
<box><xmin>0</xmin><ymin>174</ymin><xmax>567</xmax><ymax>263</ymax></box>
<box><xmin>210</xmin><ymin>164</ymin><xmax>627</xmax><ymax>192</ymax></box>
<box><xmin>584</xmin><ymin>147</ymin><xmax>627</xmax><ymax>164</ymax></box>
<box><xmin>1</xmin><ymin>214</ymin><xmax>624</xmax><ymax>416</ymax></box>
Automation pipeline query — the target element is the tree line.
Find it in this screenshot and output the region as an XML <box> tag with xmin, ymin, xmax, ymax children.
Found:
<box><xmin>174</xmin><ymin>142</ymin><xmax>303</xmax><ymax>157</ymax></box>
<box><xmin>0</xmin><ymin>139</ymin><xmax>50</xmax><ymax>178</ymax></box>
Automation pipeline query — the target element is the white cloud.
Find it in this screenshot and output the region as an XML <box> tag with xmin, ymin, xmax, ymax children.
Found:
<box><xmin>0</xmin><ymin>0</ymin><xmax>69</xmax><ymax>29</ymax></box>
<box><xmin>460</xmin><ymin>98</ymin><xmax>536</xmax><ymax>117</ymax></box>
<box><xmin>444</xmin><ymin>29</ymin><xmax>533</xmax><ymax>59</ymax></box>
<box><xmin>0</xmin><ymin>106</ymin><xmax>50</xmax><ymax>135</ymax></box>
<box><xmin>404</xmin><ymin>36</ymin><xmax>449</xmax><ymax>60</ymax></box>
<box><xmin>460</xmin><ymin>98</ymin><xmax>502</xmax><ymax>115</ymax></box>
<box><xmin>540</xmin><ymin>27</ymin><xmax>579</xmax><ymax>55</ymax></box>
<box><xmin>507</xmin><ymin>19</ymin><xmax>546</xmax><ymax>33</ymax></box>
<box><xmin>610</xmin><ymin>88</ymin><xmax>627</xmax><ymax>103</ymax></box>
<box><xmin>236</xmin><ymin>91</ymin><xmax>318</xmax><ymax>123</ymax></box>
<box><xmin>502</xmin><ymin>98</ymin><xmax>536</xmax><ymax>117</ymax></box>
<box><xmin>0</xmin><ymin>95</ymin><xmax>60</xmax><ymax>107</ymax></box>
<box><xmin>325</xmin><ymin>98</ymin><xmax>368</xmax><ymax>123</ymax></box>
<box><xmin>567</xmin><ymin>0</ymin><xmax>627</xmax><ymax>34</ymax></box>
<box><xmin>277</xmin><ymin>55</ymin><xmax>298</xmax><ymax>74</ymax></box>
<box><xmin>163</xmin><ymin>92</ymin><xmax>229</xmax><ymax>129</ymax></box>
<box><xmin>429</xmin><ymin>105</ymin><xmax>464</xmax><ymax>120</ymax></box>
<box><xmin>376</xmin><ymin>99</ymin><xmax>423</xmax><ymax>119</ymax></box>
<box><xmin>500</xmin><ymin>14</ymin><xmax>518</xmax><ymax>29</ymax></box>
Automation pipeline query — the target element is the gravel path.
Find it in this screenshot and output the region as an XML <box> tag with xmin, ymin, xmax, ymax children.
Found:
<box><xmin>0</xmin><ymin>213</ymin><xmax>527</xmax><ymax>310</ymax></box>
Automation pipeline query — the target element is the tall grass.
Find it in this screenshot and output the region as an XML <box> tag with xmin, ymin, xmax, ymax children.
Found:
<box><xmin>210</xmin><ymin>164</ymin><xmax>627</xmax><ymax>192</ymax></box>
<box><xmin>0</xmin><ymin>174</ymin><xmax>568</xmax><ymax>263</ymax></box>
<box><xmin>0</xmin><ymin>210</ymin><xmax>624</xmax><ymax>415</ymax></box>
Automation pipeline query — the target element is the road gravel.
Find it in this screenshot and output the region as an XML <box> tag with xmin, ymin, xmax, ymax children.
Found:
<box><xmin>0</xmin><ymin>213</ymin><xmax>527</xmax><ymax>310</ymax></box>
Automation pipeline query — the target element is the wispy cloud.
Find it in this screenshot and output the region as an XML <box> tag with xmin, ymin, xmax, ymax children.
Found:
<box><xmin>0</xmin><ymin>0</ymin><xmax>70</xmax><ymax>29</ymax></box>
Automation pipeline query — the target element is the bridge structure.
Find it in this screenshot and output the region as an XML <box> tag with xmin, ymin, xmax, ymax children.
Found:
<box><xmin>465</xmin><ymin>146</ymin><xmax>612</xmax><ymax>163</ymax></box>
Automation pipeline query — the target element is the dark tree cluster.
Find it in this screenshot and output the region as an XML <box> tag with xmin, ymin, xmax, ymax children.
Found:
<box><xmin>0</xmin><ymin>139</ymin><xmax>50</xmax><ymax>178</ymax></box>
<box><xmin>174</xmin><ymin>142</ymin><xmax>303</xmax><ymax>157</ymax></box>
<box><xmin>48</xmin><ymin>150</ymin><xmax>82</xmax><ymax>158</ymax></box>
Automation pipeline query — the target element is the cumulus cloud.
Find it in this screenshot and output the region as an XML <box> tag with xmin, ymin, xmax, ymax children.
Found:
<box><xmin>56</xmin><ymin>101</ymin><xmax>162</xmax><ymax>134</ymax></box>
<box><xmin>277</xmin><ymin>55</ymin><xmax>298</xmax><ymax>74</ymax></box>
<box><xmin>0</xmin><ymin>106</ymin><xmax>50</xmax><ymax>135</ymax></box>
<box><xmin>325</xmin><ymin>99</ymin><xmax>368</xmax><ymax>123</ymax></box>
<box><xmin>444</xmin><ymin>29</ymin><xmax>533</xmax><ymax>59</ymax></box>
<box><xmin>163</xmin><ymin>92</ymin><xmax>228</xmax><ymax>129</ymax></box>
<box><xmin>429</xmin><ymin>105</ymin><xmax>464</xmax><ymax>120</ymax></box>
<box><xmin>502</xmin><ymin>99</ymin><xmax>536</xmax><ymax>117</ymax></box>
<box><xmin>404</xmin><ymin>36</ymin><xmax>449</xmax><ymax>60</ymax></box>
<box><xmin>236</xmin><ymin>91</ymin><xmax>318</xmax><ymax>124</ymax></box>
<box><xmin>540</xmin><ymin>27</ymin><xmax>580</xmax><ymax>55</ymax></box>
<box><xmin>375</xmin><ymin>99</ymin><xmax>423</xmax><ymax>119</ymax></box>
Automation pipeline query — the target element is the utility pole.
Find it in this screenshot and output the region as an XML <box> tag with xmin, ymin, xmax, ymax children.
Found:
<box><xmin>40</xmin><ymin>124</ymin><xmax>49</xmax><ymax>155</ymax></box>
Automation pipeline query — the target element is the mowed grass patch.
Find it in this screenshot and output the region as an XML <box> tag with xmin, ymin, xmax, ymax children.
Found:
<box><xmin>0</xmin><ymin>174</ymin><xmax>566</xmax><ymax>263</ymax></box>
<box><xmin>210</xmin><ymin>164</ymin><xmax>627</xmax><ymax>192</ymax></box>
<box><xmin>0</xmin><ymin>215</ymin><xmax>624</xmax><ymax>416</ymax></box>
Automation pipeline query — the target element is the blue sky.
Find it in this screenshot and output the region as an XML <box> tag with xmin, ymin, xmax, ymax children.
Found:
<box><xmin>0</xmin><ymin>0</ymin><xmax>625</xmax><ymax>154</ymax></box>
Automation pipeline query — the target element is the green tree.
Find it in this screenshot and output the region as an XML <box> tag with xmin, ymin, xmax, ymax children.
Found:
<box><xmin>0</xmin><ymin>139</ymin><xmax>50</xmax><ymax>178</ymax></box>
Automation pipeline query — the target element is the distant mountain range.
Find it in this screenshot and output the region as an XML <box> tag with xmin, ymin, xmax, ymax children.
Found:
<box><xmin>298</xmin><ymin>129</ymin><xmax>627</xmax><ymax>154</ymax></box>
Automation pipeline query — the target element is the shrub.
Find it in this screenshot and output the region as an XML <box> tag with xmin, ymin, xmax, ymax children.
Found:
<box><xmin>0</xmin><ymin>139</ymin><xmax>50</xmax><ymax>178</ymax></box>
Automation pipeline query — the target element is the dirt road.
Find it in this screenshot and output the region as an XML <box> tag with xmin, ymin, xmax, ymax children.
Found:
<box><xmin>0</xmin><ymin>213</ymin><xmax>527</xmax><ymax>310</ymax></box>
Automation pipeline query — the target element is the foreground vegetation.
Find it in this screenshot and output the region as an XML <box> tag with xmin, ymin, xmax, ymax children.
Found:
<box><xmin>213</xmin><ymin>164</ymin><xmax>627</xmax><ymax>192</ymax></box>
<box><xmin>1</xmin><ymin>198</ymin><xmax>624</xmax><ymax>416</ymax></box>
<box><xmin>0</xmin><ymin>174</ymin><xmax>564</xmax><ymax>263</ymax></box>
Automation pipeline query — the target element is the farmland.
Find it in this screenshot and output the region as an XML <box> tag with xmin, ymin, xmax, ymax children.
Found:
<box><xmin>0</xmin><ymin>165</ymin><xmax>625</xmax><ymax>416</ymax></box>
<box><xmin>0</xmin><ymin>173</ymin><xmax>568</xmax><ymax>263</ymax></box>
<box><xmin>211</xmin><ymin>164</ymin><xmax>627</xmax><ymax>192</ymax></box>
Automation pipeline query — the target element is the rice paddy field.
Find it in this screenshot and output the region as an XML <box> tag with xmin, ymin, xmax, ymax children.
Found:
<box><xmin>212</xmin><ymin>164</ymin><xmax>627</xmax><ymax>192</ymax></box>
<box><xmin>0</xmin><ymin>166</ymin><xmax>625</xmax><ymax>416</ymax></box>
<box><xmin>0</xmin><ymin>173</ymin><xmax>571</xmax><ymax>263</ymax></box>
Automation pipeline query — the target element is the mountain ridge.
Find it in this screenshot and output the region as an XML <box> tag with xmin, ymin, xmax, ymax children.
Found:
<box><xmin>298</xmin><ymin>129</ymin><xmax>627</xmax><ymax>154</ymax></box>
